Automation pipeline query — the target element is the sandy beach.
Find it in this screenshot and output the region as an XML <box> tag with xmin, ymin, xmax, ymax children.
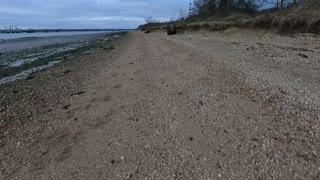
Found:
<box><xmin>1</xmin><ymin>30</ymin><xmax>320</xmax><ymax>179</ymax></box>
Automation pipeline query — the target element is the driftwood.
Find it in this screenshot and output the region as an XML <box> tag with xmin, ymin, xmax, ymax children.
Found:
<box><xmin>166</xmin><ymin>24</ymin><xmax>177</xmax><ymax>35</ymax></box>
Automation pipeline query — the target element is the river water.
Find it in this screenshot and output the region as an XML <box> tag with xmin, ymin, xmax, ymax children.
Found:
<box><xmin>0</xmin><ymin>33</ymin><xmax>107</xmax><ymax>53</ymax></box>
<box><xmin>0</xmin><ymin>31</ymin><xmax>111</xmax><ymax>41</ymax></box>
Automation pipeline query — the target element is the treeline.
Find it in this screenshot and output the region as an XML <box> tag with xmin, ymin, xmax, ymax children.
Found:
<box><xmin>192</xmin><ymin>0</ymin><xmax>299</xmax><ymax>16</ymax></box>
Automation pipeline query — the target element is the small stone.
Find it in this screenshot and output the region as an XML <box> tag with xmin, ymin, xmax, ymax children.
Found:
<box><xmin>26</xmin><ymin>75</ymin><xmax>35</xmax><ymax>80</ymax></box>
<box><xmin>110</xmin><ymin>159</ymin><xmax>115</xmax><ymax>164</ymax></box>
<box><xmin>40</xmin><ymin>148</ymin><xmax>48</xmax><ymax>155</ymax></box>
<box><xmin>189</xmin><ymin>137</ymin><xmax>193</xmax><ymax>141</ymax></box>
<box><xmin>63</xmin><ymin>70</ymin><xmax>71</xmax><ymax>74</ymax></box>
<box><xmin>17</xmin><ymin>141</ymin><xmax>22</xmax><ymax>146</ymax></box>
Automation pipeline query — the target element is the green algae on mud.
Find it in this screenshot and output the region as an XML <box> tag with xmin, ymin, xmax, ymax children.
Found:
<box><xmin>0</xmin><ymin>44</ymin><xmax>94</xmax><ymax>78</ymax></box>
<box><xmin>0</xmin><ymin>32</ymin><xmax>127</xmax><ymax>83</ymax></box>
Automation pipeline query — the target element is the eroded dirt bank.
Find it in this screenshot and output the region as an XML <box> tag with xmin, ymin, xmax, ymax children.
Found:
<box><xmin>1</xmin><ymin>30</ymin><xmax>320</xmax><ymax>179</ymax></box>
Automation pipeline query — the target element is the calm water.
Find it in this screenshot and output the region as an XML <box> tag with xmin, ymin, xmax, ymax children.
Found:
<box><xmin>0</xmin><ymin>31</ymin><xmax>111</xmax><ymax>40</ymax></box>
<box><xmin>0</xmin><ymin>32</ymin><xmax>111</xmax><ymax>53</ymax></box>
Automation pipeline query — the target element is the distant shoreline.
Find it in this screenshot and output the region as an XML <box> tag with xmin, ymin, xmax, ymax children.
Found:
<box><xmin>0</xmin><ymin>29</ymin><xmax>132</xmax><ymax>34</ymax></box>
<box><xmin>0</xmin><ymin>31</ymin><xmax>125</xmax><ymax>41</ymax></box>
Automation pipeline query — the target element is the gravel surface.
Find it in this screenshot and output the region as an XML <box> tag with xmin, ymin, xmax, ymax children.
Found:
<box><xmin>0</xmin><ymin>30</ymin><xmax>320</xmax><ymax>179</ymax></box>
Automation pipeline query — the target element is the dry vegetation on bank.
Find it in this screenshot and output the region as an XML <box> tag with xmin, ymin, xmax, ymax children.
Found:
<box><xmin>139</xmin><ymin>0</ymin><xmax>320</xmax><ymax>34</ymax></box>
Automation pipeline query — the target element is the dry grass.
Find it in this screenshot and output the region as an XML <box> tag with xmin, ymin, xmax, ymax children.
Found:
<box><xmin>138</xmin><ymin>0</ymin><xmax>320</xmax><ymax>34</ymax></box>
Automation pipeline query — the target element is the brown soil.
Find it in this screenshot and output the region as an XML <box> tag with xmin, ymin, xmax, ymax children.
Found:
<box><xmin>1</xmin><ymin>30</ymin><xmax>320</xmax><ymax>179</ymax></box>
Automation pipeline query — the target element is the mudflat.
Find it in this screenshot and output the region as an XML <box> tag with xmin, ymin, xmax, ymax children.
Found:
<box><xmin>1</xmin><ymin>30</ymin><xmax>320</xmax><ymax>179</ymax></box>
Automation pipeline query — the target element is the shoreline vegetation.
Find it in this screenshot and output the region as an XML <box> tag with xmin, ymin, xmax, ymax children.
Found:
<box><xmin>139</xmin><ymin>0</ymin><xmax>320</xmax><ymax>34</ymax></box>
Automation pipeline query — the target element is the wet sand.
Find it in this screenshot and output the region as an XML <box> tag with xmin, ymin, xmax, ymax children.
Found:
<box><xmin>0</xmin><ymin>30</ymin><xmax>320</xmax><ymax>179</ymax></box>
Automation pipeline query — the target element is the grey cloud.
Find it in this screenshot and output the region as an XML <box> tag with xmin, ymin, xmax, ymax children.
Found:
<box><xmin>0</xmin><ymin>0</ymin><xmax>189</xmax><ymax>29</ymax></box>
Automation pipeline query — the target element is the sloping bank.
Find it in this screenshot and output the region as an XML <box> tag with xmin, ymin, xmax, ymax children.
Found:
<box><xmin>139</xmin><ymin>0</ymin><xmax>320</xmax><ymax>34</ymax></box>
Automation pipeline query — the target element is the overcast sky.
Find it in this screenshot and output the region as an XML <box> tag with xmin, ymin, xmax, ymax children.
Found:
<box><xmin>0</xmin><ymin>0</ymin><xmax>189</xmax><ymax>29</ymax></box>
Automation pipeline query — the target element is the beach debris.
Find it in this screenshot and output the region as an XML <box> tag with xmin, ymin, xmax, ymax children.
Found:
<box><xmin>26</xmin><ymin>75</ymin><xmax>35</xmax><ymax>80</ymax></box>
<box><xmin>298</xmin><ymin>53</ymin><xmax>308</xmax><ymax>58</ymax></box>
<box><xmin>62</xmin><ymin>104</ymin><xmax>71</xmax><ymax>110</ymax></box>
<box><xmin>85</xmin><ymin>51</ymin><xmax>92</xmax><ymax>55</ymax></box>
<box><xmin>71</xmin><ymin>91</ymin><xmax>86</xmax><ymax>96</ymax></box>
<box><xmin>113</xmin><ymin>84</ymin><xmax>122</xmax><ymax>89</ymax></box>
<box><xmin>144</xmin><ymin>30</ymin><xmax>151</xmax><ymax>34</ymax></box>
<box><xmin>166</xmin><ymin>24</ymin><xmax>177</xmax><ymax>35</ymax></box>
<box><xmin>103</xmin><ymin>46</ymin><xmax>115</xmax><ymax>50</ymax></box>
<box><xmin>63</xmin><ymin>70</ymin><xmax>71</xmax><ymax>74</ymax></box>
<box><xmin>279</xmin><ymin>87</ymin><xmax>288</xmax><ymax>95</ymax></box>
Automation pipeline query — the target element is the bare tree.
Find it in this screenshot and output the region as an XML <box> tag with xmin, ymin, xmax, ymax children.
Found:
<box><xmin>145</xmin><ymin>16</ymin><xmax>154</xmax><ymax>24</ymax></box>
<box><xmin>192</xmin><ymin>0</ymin><xmax>298</xmax><ymax>15</ymax></box>
<box><xmin>178</xmin><ymin>8</ymin><xmax>187</xmax><ymax>20</ymax></box>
